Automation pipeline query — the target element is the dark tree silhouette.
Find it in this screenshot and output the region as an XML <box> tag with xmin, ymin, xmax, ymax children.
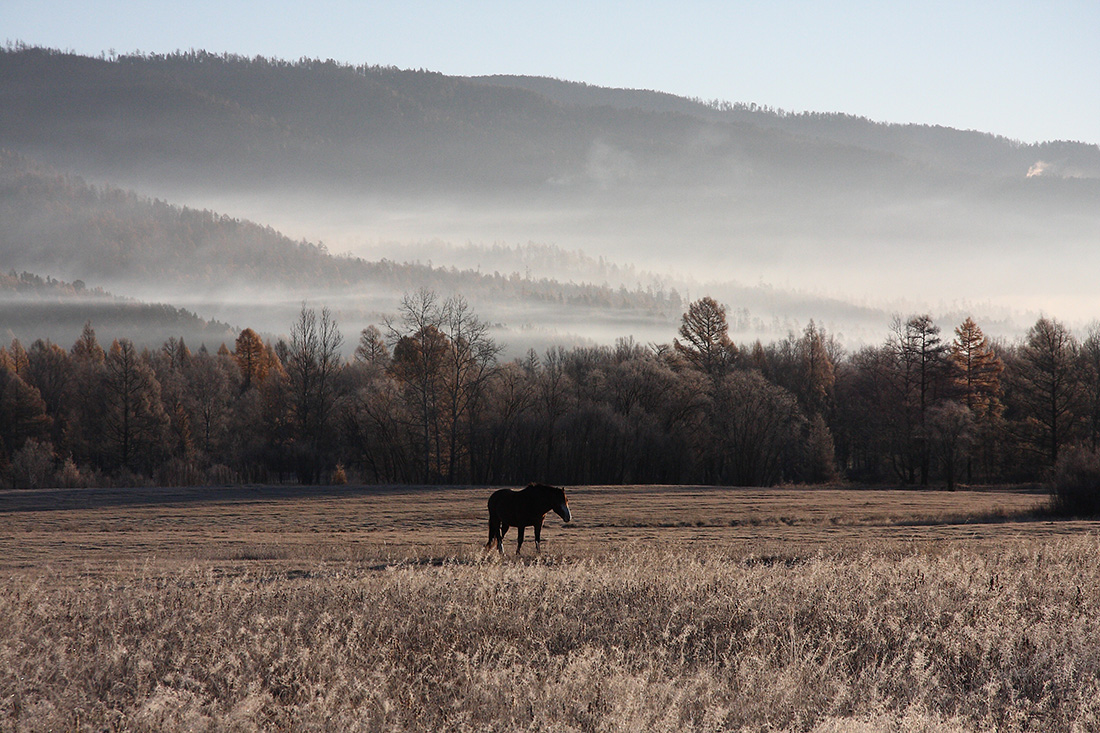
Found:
<box><xmin>1012</xmin><ymin>317</ymin><xmax>1081</xmax><ymax>467</ymax></box>
<box><xmin>0</xmin><ymin>365</ymin><xmax>51</xmax><ymax>464</ymax></box>
<box><xmin>286</xmin><ymin>306</ymin><xmax>344</xmax><ymax>483</ymax></box>
<box><xmin>674</xmin><ymin>296</ymin><xmax>738</xmax><ymax>380</ymax></box>
<box><xmin>103</xmin><ymin>339</ymin><xmax>169</xmax><ymax>471</ymax></box>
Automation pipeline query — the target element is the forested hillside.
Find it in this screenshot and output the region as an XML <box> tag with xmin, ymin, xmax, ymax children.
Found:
<box><xmin>0</xmin><ymin>45</ymin><xmax>631</xmax><ymax>191</ymax></box>
<box><xmin>1</xmin><ymin>145</ymin><xmax>898</xmax><ymax>348</ymax></box>
<box><xmin>6</xmin><ymin>44</ymin><xmax>1099</xmax><ymax>202</ymax></box>
<box><xmin>0</xmin><ymin>153</ymin><xmax>695</xmax><ymax>317</ymax></box>
<box><xmin>0</xmin><ymin>269</ymin><xmax>236</xmax><ymax>349</ymax></box>
<box><xmin>474</xmin><ymin>74</ymin><xmax>1100</xmax><ymax>179</ymax></box>
<box><xmin>0</xmin><ymin>151</ymin><xmax>689</xmax><ymax>349</ymax></box>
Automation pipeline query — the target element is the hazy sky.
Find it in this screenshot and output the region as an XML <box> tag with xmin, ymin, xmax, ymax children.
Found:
<box><xmin>4</xmin><ymin>1</ymin><xmax>1098</xmax><ymax>144</ymax></box>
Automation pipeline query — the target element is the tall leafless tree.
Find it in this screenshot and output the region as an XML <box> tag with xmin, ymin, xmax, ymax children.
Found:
<box><xmin>287</xmin><ymin>305</ymin><xmax>344</xmax><ymax>483</ymax></box>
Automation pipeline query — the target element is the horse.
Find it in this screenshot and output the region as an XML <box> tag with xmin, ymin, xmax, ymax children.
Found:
<box><xmin>485</xmin><ymin>483</ymin><xmax>571</xmax><ymax>554</ymax></box>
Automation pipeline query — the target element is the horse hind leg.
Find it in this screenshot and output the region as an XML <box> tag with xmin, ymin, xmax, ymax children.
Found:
<box><xmin>515</xmin><ymin>525</ymin><xmax>526</xmax><ymax>555</ymax></box>
<box><xmin>486</xmin><ymin>512</ymin><xmax>503</xmax><ymax>552</ymax></box>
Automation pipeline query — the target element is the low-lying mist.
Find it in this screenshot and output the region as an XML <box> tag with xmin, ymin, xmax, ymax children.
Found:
<box><xmin>146</xmin><ymin>179</ymin><xmax>1084</xmax><ymax>343</ymax></box>
<box><xmin>88</xmin><ymin>279</ymin><xmax>680</xmax><ymax>359</ymax></box>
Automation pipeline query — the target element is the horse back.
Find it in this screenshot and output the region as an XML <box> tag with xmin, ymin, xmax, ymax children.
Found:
<box><xmin>488</xmin><ymin>485</ymin><xmax>554</xmax><ymax>526</ymax></box>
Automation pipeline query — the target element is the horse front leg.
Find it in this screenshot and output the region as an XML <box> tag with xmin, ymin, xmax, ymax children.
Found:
<box><xmin>515</xmin><ymin>525</ymin><xmax>525</xmax><ymax>555</ymax></box>
<box><xmin>534</xmin><ymin>517</ymin><xmax>544</xmax><ymax>553</ymax></box>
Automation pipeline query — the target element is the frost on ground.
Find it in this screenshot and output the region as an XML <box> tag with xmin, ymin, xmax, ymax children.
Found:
<box><xmin>2</xmin><ymin>537</ymin><xmax>1100</xmax><ymax>732</ymax></box>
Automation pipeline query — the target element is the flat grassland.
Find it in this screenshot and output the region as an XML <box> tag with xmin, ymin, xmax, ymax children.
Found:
<box><xmin>3</xmin><ymin>484</ymin><xmax>1100</xmax><ymax>731</ymax></box>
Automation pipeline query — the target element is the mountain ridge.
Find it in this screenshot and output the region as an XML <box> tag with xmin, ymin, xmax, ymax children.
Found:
<box><xmin>471</xmin><ymin>73</ymin><xmax>1100</xmax><ymax>178</ymax></box>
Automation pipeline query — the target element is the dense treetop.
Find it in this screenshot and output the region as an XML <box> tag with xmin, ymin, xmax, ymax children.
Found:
<box><xmin>5</xmin><ymin>295</ymin><xmax>1100</xmax><ymax>499</ymax></box>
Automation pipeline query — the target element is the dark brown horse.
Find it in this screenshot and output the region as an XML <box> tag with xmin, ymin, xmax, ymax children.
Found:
<box><xmin>485</xmin><ymin>483</ymin><xmax>571</xmax><ymax>554</ymax></box>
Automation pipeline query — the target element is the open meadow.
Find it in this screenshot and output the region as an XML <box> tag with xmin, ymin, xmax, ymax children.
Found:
<box><xmin>3</xmin><ymin>483</ymin><xmax>1100</xmax><ymax>731</ymax></box>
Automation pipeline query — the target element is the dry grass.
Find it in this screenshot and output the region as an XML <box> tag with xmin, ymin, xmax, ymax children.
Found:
<box><xmin>0</xmin><ymin>484</ymin><xmax>1052</xmax><ymax>571</ymax></box>
<box><xmin>2</xmin><ymin>484</ymin><xmax>1098</xmax><ymax>731</ymax></box>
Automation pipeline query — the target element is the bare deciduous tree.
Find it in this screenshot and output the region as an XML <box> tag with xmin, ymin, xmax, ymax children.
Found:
<box><xmin>713</xmin><ymin>370</ymin><xmax>804</xmax><ymax>487</ymax></box>
<box><xmin>286</xmin><ymin>305</ymin><xmax>344</xmax><ymax>483</ymax></box>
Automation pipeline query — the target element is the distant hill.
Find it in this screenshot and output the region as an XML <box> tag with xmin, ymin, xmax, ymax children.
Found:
<box><xmin>5</xmin><ymin>46</ymin><xmax>1098</xmax><ymax>195</ymax></box>
<box><xmin>0</xmin><ymin>269</ymin><xmax>238</xmax><ymax>351</ymax></box>
<box><xmin>0</xmin><ymin>151</ymin><xmax>697</xmax><ymax>352</ymax></box>
<box><xmin>0</xmin><ymin>151</ymin><xmax>680</xmax><ymax>305</ymax></box>
<box><xmin>0</xmin><ymin>150</ymin><xmax>903</xmax><ymax>350</ymax></box>
<box><xmin>0</xmin><ymin>46</ymin><xmax>584</xmax><ymax>192</ymax></box>
<box><xmin>472</xmin><ymin>74</ymin><xmax>1100</xmax><ymax>179</ymax></box>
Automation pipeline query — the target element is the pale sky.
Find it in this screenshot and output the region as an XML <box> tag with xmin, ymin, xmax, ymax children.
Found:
<box><xmin>3</xmin><ymin>0</ymin><xmax>1099</xmax><ymax>145</ymax></box>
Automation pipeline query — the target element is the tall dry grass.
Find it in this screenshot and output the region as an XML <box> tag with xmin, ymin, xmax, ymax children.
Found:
<box><xmin>3</xmin><ymin>536</ymin><xmax>1100</xmax><ymax>731</ymax></box>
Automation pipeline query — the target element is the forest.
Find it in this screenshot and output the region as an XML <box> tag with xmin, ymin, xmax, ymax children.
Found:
<box><xmin>2</xmin><ymin>290</ymin><xmax>1098</xmax><ymax>495</ymax></box>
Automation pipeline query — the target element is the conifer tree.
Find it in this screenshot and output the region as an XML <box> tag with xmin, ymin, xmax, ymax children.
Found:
<box><xmin>0</xmin><ymin>366</ymin><xmax>51</xmax><ymax>463</ymax></box>
<box><xmin>950</xmin><ymin>317</ymin><xmax>1005</xmax><ymax>481</ymax></box>
<box><xmin>7</xmin><ymin>339</ymin><xmax>29</xmax><ymax>377</ymax></box>
<box><xmin>797</xmin><ymin>320</ymin><xmax>836</xmax><ymax>417</ymax></box>
<box><xmin>71</xmin><ymin>321</ymin><xmax>105</xmax><ymax>364</ymax></box>
<box><xmin>950</xmin><ymin>318</ymin><xmax>1004</xmax><ymax>419</ymax></box>
<box><xmin>25</xmin><ymin>340</ymin><xmax>72</xmax><ymax>444</ymax></box>
<box><xmin>1080</xmin><ymin>325</ymin><xmax>1100</xmax><ymax>452</ymax></box>
<box><xmin>674</xmin><ymin>296</ymin><xmax>738</xmax><ymax>380</ymax></box>
<box><xmin>354</xmin><ymin>325</ymin><xmax>390</xmax><ymax>368</ymax></box>
<box><xmin>1013</xmin><ymin>317</ymin><xmax>1081</xmax><ymax>467</ymax></box>
<box><xmin>103</xmin><ymin>339</ymin><xmax>169</xmax><ymax>472</ymax></box>
<box><xmin>67</xmin><ymin>322</ymin><xmax>108</xmax><ymax>468</ymax></box>
<box><xmin>234</xmin><ymin>328</ymin><xmax>267</xmax><ymax>390</ymax></box>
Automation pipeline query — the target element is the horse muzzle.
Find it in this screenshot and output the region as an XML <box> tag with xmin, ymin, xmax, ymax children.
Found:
<box><xmin>558</xmin><ymin>504</ymin><xmax>571</xmax><ymax>523</ymax></box>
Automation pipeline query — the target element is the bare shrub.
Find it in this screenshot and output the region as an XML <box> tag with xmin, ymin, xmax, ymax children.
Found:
<box><xmin>7</xmin><ymin>438</ymin><xmax>54</xmax><ymax>489</ymax></box>
<box><xmin>204</xmin><ymin>463</ymin><xmax>238</xmax><ymax>486</ymax></box>
<box><xmin>1049</xmin><ymin>445</ymin><xmax>1100</xmax><ymax>515</ymax></box>
<box><xmin>54</xmin><ymin>455</ymin><xmax>86</xmax><ymax>489</ymax></box>
<box><xmin>113</xmin><ymin>467</ymin><xmax>153</xmax><ymax>488</ymax></box>
<box><xmin>155</xmin><ymin>457</ymin><xmax>204</xmax><ymax>487</ymax></box>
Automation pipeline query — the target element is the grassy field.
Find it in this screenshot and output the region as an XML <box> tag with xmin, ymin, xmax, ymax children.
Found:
<box><xmin>3</xmin><ymin>483</ymin><xmax>1100</xmax><ymax>731</ymax></box>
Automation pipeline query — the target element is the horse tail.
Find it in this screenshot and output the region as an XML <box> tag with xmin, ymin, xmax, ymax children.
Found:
<box><xmin>486</xmin><ymin>508</ymin><xmax>501</xmax><ymax>550</ymax></box>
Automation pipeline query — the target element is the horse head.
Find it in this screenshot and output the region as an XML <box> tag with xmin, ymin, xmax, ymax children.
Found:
<box><xmin>548</xmin><ymin>484</ymin><xmax>571</xmax><ymax>523</ymax></box>
<box><xmin>525</xmin><ymin>482</ymin><xmax>571</xmax><ymax>522</ymax></box>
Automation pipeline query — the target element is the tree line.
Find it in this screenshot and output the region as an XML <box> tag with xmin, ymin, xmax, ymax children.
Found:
<box><xmin>3</xmin><ymin>290</ymin><xmax>1099</xmax><ymax>491</ymax></box>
